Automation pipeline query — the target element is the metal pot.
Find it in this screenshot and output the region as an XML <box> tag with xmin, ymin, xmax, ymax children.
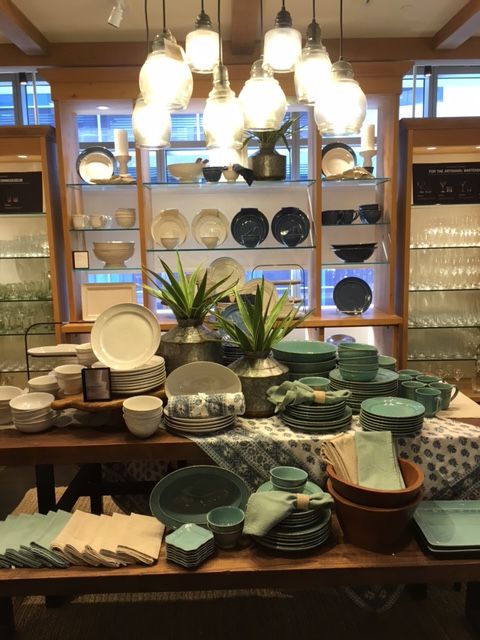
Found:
<box><xmin>159</xmin><ymin>319</ymin><xmax>222</xmax><ymax>374</ymax></box>
<box><xmin>250</xmin><ymin>144</ymin><xmax>287</xmax><ymax>181</ymax></box>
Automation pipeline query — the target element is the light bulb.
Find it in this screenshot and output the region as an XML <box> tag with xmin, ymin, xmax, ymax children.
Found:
<box><xmin>294</xmin><ymin>20</ymin><xmax>331</xmax><ymax>104</ymax></box>
<box><xmin>263</xmin><ymin>6</ymin><xmax>302</xmax><ymax>73</ymax></box>
<box><xmin>203</xmin><ymin>64</ymin><xmax>244</xmax><ymax>150</ymax></box>
<box><xmin>314</xmin><ymin>60</ymin><xmax>367</xmax><ymax>135</ymax></box>
<box><xmin>185</xmin><ymin>9</ymin><xmax>219</xmax><ymax>73</ymax></box>
<box><xmin>239</xmin><ymin>59</ymin><xmax>286</xmax><ymax>131</ymax></box>
<box><xmin>132</xmin><ymin>96</ymin><xmax>171</xmax><ymax>149</ymax></box>
<box><xmin>139</xmin><ymin>32</ymin><xmax>193</xmax><ymax>110</ymax></box>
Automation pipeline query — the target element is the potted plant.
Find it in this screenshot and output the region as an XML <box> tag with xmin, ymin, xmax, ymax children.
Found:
<box><xmin>214</xmin><ymin>280</ymin><xmax>308</xmax><ymax>417</ymax></box>
<box><xmin>243</xmin><ymin>115</ymin><xmax>302</xmax><ymax>181</ymax></box>
<box><xmin>143</xmin><ymin>254</ymin><xmax>232</xmax><ymax>373</ymax></box>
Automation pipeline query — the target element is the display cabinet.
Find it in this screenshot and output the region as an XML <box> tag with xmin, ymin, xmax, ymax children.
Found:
<box><xmin>0</xmin><ymin>127</ymin><xmax>67</xmax><ymax>386</ymax></box>
<box><xmin>397</xmin><ymin>117</ymin><xmax>480</xmax><ymax>388</ymax></box>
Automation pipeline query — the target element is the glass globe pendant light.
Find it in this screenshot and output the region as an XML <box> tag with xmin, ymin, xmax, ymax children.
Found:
<box><xmin>263</xmin><ymin>0</ymin><xmax>302</xmax><ymax>73</ymax></box>
<box><xmin>294</xmin><ymin>0</ymin><xmax>331</xmax><ymax>104</ymax></box>
<box><xmin>314</xmin><ymin>0</ymin><xmax>366</xmax><ymax>135</ymax></box>
<box><xmin>132</xmin><ymin>95</ymin><xmax>171</xmax><ymax>149</ymax></box>
<box><xmin>203</xmin><ymin>1</ymin><xmax>244</xmax><ymax>151</ymax></box>
<box><xmin>185</xmin><ymin>1</ymin><xmax>219</xmax><ymax>73</ymax></box>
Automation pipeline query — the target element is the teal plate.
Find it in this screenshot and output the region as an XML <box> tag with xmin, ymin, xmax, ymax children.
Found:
<box><xmin>258</xmin><ymin>479</ymin><xmax>322</xmax><ymax>494</ymax></box>
<box><xmin>414</xmin><ymin>501</ymin><xmax>480</xmax><ymax>549</ymax></box>
<box><xmin>281</xmin><ymin>406</ymin><xmax>352</xmax><ymax>427</ymax></box>
<box><xmin>273</xmin><ymin>340</ymin><xmax>337</xmax><ymax>363</ymax></box>
<box><xmin>361</xmin><ymin>396</ymin><xmax>424</xmax><ymax>419</ymax></box>
<box><xmin>330</xmin><ymin>367</ymin><xmax>398</xmax><ymax>386</ymax></box>
<box><xmin>150</xmin><ymin>465</ymin><xmax>250</xmax><ymax>530</ymax></box>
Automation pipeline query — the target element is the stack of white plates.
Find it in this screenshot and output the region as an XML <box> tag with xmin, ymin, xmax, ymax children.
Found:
<box><xmin>359</xmin><ymin>396</ymin><xmax>424</xmax><ymax>436</ymax></box>
<box><xmin>165</xmin><ymin>523</ymin><xmax>215</xmax><ymax>568</ymax></box>
<box><xmin>93</xmin><ymin>355</ymin><xmax>166</xmax><ymax>395</ymax></box>
<box><xmin>329</xmin><ymin>368</ymin><xmax>399</xmax><ymax>412</ymax></box>
<box><xmin>9</xmin><ymin>392</ymin><xmax>55</xmax><ymax>433</ymax></box>
<box><xmin>253</xmin><ymin>480</ymin><xmax>332</xmax><ymax>552</ymax></box>
<box><xmin>163</xmin><ymin>407</ymin><xmax>235</xmax><ymax>436</ymax></box>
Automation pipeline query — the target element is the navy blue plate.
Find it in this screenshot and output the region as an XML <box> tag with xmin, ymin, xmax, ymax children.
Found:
<box><xmin>231</xmin><ymin>208</ymin><xmax>269</xmax><ymax>248</ymax></box>
<box><xmin>272</xmin><ymin>207</ymin><xmax>310</xmax><ymax>247</ymax></box>
<box><xmin>333</xmin><ymin>277</ymin><xmax>372</xmax><ymax>315</ymax></box>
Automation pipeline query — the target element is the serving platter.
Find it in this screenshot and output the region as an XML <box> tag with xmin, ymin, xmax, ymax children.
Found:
<box><xmin>321</xmin><ymin>142</ymin><xmax>357</xmax><ymax>177</ymax></box>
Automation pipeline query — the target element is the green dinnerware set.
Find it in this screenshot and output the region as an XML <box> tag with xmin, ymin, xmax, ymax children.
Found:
<box><xmin>329</xmin><ymin>367</ymin><xmax>399</xmax><ymax>413</ymax></box>
<box><xmin>272</xmin><ymin>340</ymin><xmax>337</xmax><ymax>381</ymax></box>
<box><xmin>280</xmin><ymin>400</ymin><xmax>353</xmax><ymax>433</ymax></box>
<box><xmin>337</xmin><ymin>343</ymin><xmax>379</xmax><ymax>382</ymax></box>
<box><xmin>398</xmin><ymin>372</ymin><xmax>459</xmax><ymax>415</ymax></box>
<box><xmin>359</xmin><ymin>396</ymin><xmax>425</xmax><ymax>436</ymax></box>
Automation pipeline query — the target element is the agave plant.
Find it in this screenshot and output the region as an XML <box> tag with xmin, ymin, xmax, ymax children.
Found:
<box><xmin>214</xmin><ymin>279</ymin><xmax>308</xmax><ymax>355</ymax></box>
<box><xmin>242</xmin><ymin>115</ymin><xmax>303</xmax><ymax>151</ymax></box>
<box><xmin>143</xmin><ymin>253</ymin><xmax>233</xmax><ymax>321</ymax></box>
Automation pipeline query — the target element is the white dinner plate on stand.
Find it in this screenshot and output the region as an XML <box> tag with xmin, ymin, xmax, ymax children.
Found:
<box><xmin>206</xmin><ymin>257</ymin><xmax>246</xmax><ymax>293</ymax></box>
<box><xmin>192</xmin><ymin>209</ymin><xmax>229</xmax><ymax>247</ymax></box>
<box><xmin>151</xmin><ymin>210</ymin><xmax>189</xmax><ymax>247</ymax></box>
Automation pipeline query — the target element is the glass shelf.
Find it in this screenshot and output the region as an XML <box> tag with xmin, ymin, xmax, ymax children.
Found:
<box><xmin>409</xmin><ymin>287</ymin><xmax>480</xmax><ymax>292</ymax></box>
<box><xmin>321</xmin><ymin>260</ymin><xmax>389</xmax><ymax>267</ymax></box>
<box><xmin>410</xmin><ymin>245</ymin><xmax>480</xmax><ymax>250</ymax></box>
<box><xmin>0</xmin><ymin>212</ymin><xmax>46</xmax><ymax>218</ymax></box>
<box><xmin>1</xmin><ymin>368</ymin><xmax>52</xmax><ymax>373</ymax></box>
<box><xmin>408</xmin><ymin>357</ymin><xmax>475</xmax><ymax>362</ymax></box>
<box><xmin>147</xmin><ymin>244</ymin><xmax>315</xmax><ymax>253</ymax></box>
<box><xmin>73</xmin><ymin>267</ymin><xmax>141</xmax><ymax>272</ymax></box>
<box><xmin>411</xmin><ymin>203</ymin><xmax>480</xmax><ymax>211</ymax></box>
<box><xmin>66</xmin><ymin>183</ymin><xmax>137</xmax><ymax>191</ymax></box>
<box><xmin>0</xmin><ymin>298</ymin><xmax>52</xmax><ymax>303</ymax></box>
<box><xmin>144</xmin><ymin>179</ymin><xmax>315</xmax><ymax>190</ymax></box>
<box><xmin>0</xmin><ymin>255</ymin><xmax>49</xmax><ymax>260</ymax></box>
<box><xmin>321</xmin><ymin>177</ymin><xmax>390</xmax><ymax>187</ymax></box>
<box><xmin>70</xmin><ymin>227</ymin><xmax>140</xmax><ymax>232</ymax></box>
<box><xmin>322</xmin><ymin>222</ymin><xmax>390</xmax><ymax>227</ymax></box>
<box><xmin>0</xmin><ymin>332</ymin><xmax>54</xmax><ymax>336</ymax></box>
<box><xmin>408</xmin><ymin>325</ymin><xmax>479</xmax><ymax>329</ymax></box>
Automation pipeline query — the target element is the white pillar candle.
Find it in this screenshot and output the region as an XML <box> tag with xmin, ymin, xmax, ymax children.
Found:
<box><xmin>361</xmin><ymin>123</ymin><xmax>375</xmax><ymax>150</ymax></box>
<box><xmin>114</xmin><ymin>128</ymin><xmax>129</xmax><ymax>156</ymax></box>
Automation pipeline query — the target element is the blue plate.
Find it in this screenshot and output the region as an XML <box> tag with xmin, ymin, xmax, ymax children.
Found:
<box><xmin>231</xmin><ymin>208</ymin><xmax>269</xmax><ymax>248</ymax></box>
<box><xmin>333</xmin><ymin>277</ymin><xmax>372</xmax><ymax>315</ymax></box>
<box><xmin>271</xmin><ymin>207</ymin><xmax>310</xmax><ymax>247</ymax></box>
<box><xmin>218</xmin><ymin>303</ymin><xmax>247</xmax><ymax>339</ymax></box>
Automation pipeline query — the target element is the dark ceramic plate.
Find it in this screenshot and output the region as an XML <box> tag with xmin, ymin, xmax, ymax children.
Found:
<box><xmin>333</xmin><ymin>277</ymin><xmax>372</xmax><ymax>315</ymax></box>
<box><xmin>272</xmin><ymin>207</ymin><xmax>310</xmax><ymax>247</ymax></box>
<box><xmin>321</xmin><ymin>143</ymin><xmax>357</xmax><ymax>177</ymax></box>
<box><xmin>231</xmin><ymin>208</ymin><xmax>269</xmax><ymax>248</ymax></box>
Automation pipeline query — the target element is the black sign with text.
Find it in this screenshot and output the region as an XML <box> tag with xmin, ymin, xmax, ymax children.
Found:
<box><xmin>0</xmin><ymin>172</ymin><xmax>43</xmax><ymax>213</ymax></box>
<box><xmin>412</xmin><ymin>163</ymin><xmax>480</xmax><ymax>205</ymax></box>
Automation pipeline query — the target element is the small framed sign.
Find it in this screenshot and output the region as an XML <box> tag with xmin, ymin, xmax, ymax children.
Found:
<box><xmin>81</xmin><ymin>367</ymin><xmax>112</xmax><ymax>402</ymax></box>
<box><xmin>73</xmin><ymin>250</ymin><xmax>89</xmax><ymax>270</ymax></box>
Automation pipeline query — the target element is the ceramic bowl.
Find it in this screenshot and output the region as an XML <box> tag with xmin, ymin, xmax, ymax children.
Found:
<box><xmin>297</xmin><ymin>376</ymin><xmax>331</xmax><ymax>391</ymax></box>
<box><xmin>332</xmin><ymin>244</ymin><xmax>376</xmax><ymax>263</ymax></box>
<box><xmin>222</xmin><ymin>167</ymin><xmax>239</xmax><ymax>182</ymax></box>
<box><xmin>202</xmin><ymin>166</ymin><xmax>223</xmax><ymax>182</ymax></box>
<box><xmin>160</xmin><ymin>236</ymin><xmax>179</xmax><ymax>250</ymax></box>
<box><xmin>93</xmin><ymin>241</ymin><xmax>135</xmax><ymax>268</ymax></box>
<box><xmin>280</xmin><ymin>359</ymin><xmax>336</xmax><ymax>374</ymax></box>
<box><xmin>337</xmin><ymin>354</ymin><xmax>378</xmax><ymax>364</ymax></box>
<box><xmin>13</xmin><ymin>414</ymin><xmax>54</xmax><ymax>433</ymax></box>
<box><xmin>123</xmin><ymin>395</ymin><xmax>163</xmax><ymax>415</ymax></box>
<box><xmin>206</xmin><ymin>506</ymin><xmax>245</xmax><ymax>533</ymax></box>
<box><xmin>168</xmin><ymin>162</ymin><xmax>204</xmax><ymax>182</ymax></box>
<box><xmin>326</xmin><ymin>459</ymin><xmax>424</xmax><ymax>509</ymax></box>
<box><xmin>54</xmin><ymin>364</ymin><xmax>86</xmax><ymax>379</ymax></box>
<box><xmin>378</xmin><ymin>355</ymin><xmax>397</xmax><ymax>369</ymax></box>
<box><xmin>270</xmin><ymin>466</ymin><xmax>308</xmax><ymax>490</ymax></box>
<box><xmin>338</xmin><ymin>369</ymin><xmax>378</xmax><ymax>382</ymax></box>
<box><xmin>0</xmin><ymin>386</ymin><xmax>24</xmax><ymax>405</ymax></box>
<box><xmin>27</xmin><ymin>375</ymin><xmax>59</xmax><ymax>393</ymax></box>
<box><xmin>326</xmin><ymin>478</ymin><xmax>422</xmax><ymax>553</ymax></box>
<box><xmin>272</xmin><ymin>341</ymin><xmax>337</xmax><ymax>363</ymax></box>
<box><xmin>10</xmin><ymin>392</ymin><xmax>54</xmax><ymax>412</ymax></box>
<box><xmin>338</xmin><ymin>363</ymin><xmax>379</xmax><ymax>371</ymax></box>
<box><xmin>338</xmin><ymin>343</ymin><xmax>377</xmax><ymax>353</ymax></box>
<box><xmin>123</xmin><ymin>414</ymin><xmax>161</xmax><ymax>438</ymax></box>
<box><xmin>201</xmin><ymin>235</ymin><xmax>219</xmax><ymax>249</ymax></box>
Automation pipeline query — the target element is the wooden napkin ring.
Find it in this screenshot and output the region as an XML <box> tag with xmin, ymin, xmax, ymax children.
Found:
<box><xmin>295</xmin><ymin>494</ymin><xmax>310</xmax><ymax>510</ymax></box>
<box><xmin>313</xmin><ymin>390</ymin><xmax>326</xmax><ymax>404</ymax></box>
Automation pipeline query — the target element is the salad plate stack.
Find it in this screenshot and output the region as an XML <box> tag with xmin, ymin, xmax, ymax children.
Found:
<box><xmin>93</xmin><ymin>355</ymin><xmax>166</xmax><ymax>395</ymax></box>
<box><xmin>329</xmin><ymin>368</ymin><xmax>399</xmax><ymax>413</ymax></box>
<box><xmin>279</xmin><ymin>400</ymin><xmax>352</xmax><ymax>434</ymax></box>
<box><xmin>359</xmin><ymin>396</ymin><xmax>424</xmax><ymax>436</ymax></box>
<box><xmin>253</xmin><ymin>481</ymin><xmax>332</xmax><ymax>552</ymax></box>
<box><xmin>221</xmin><ymin>339</ymin><xmax>243</xmax><ymax>365</ymax></box>
<box><xmin>272</xmin><ymin>340</ymin><xmax>337</xmax><ymax>382</ymax></box>
<box><xmin>163</xmin><ymin>408</ymin><xmax>235</xmax><ymax>436</ymax></box>
<box><xmin>165</xmin><ymin>523</ymin><xmax>215</xmax><ymax>568</ymax></box>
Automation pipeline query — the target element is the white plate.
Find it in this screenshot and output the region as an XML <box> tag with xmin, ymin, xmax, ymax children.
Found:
<box><xmin>151</xmin><ymin>209</ymin><xmax>189</xmax><ymax>247</ymax></box>
<box><xmin>91</xmin><ymin>303</ymin><xmax>161</xmax><ymax>370</ymax></box>
<box><xmin>165</xmin><ymin>361</ymin><xmax>241</xmax><ymax>398</ymax></box>
<box><xmin>28</xmin><ymin>344</ymin><xmax>78</xmax><ymax>357</ymax></box>
<box><xmin>321</xmin><ymin>143</ymin><xmax>356</xmax><ymax>177</ymax></box>
<box><xmin>238</xmin><ymin>278</ymin><xmax>279</xmax><ymax>314</ymax></box>
<box><xmin>81</xmin><ymin>283</ymin><xmax>137</xmax><ymax>321</ymax></box>
<box><xmin>207</xmin><ymin>257</ymin><xmax>245</xmax><ymax>293</ymax></box>
<box><xmin>77</xmin><ymin>147</ymin><xmax>115</xmax><ymax>184</ymax></box>
<box><xmin>192</xmin><ymin>209</ymin><xmax>229</xmax><ymax>247</ymax></box>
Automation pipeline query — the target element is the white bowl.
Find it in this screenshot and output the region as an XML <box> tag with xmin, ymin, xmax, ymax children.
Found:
<box><xmin>124</xmin><ymin>415</ymin><xmax>161</xmax><ymax>438</ymax></box>
<box><xmin>201</xmin><ymin>236</ymin><xmax>219</xmax><ymax>249</ymax></box>
<box><xmin>75</xmin><ymin>343</ymin><xmax>93</xmax><ymax>353</ymax></box>
<box><xmin>0</xmin><ymin>386</ymin><xmax>24</xmax><ymax>404</ymax></box>
<box><xmin>12</xmin><ymin>409</ymin><xmax>54</xmax><ymax>423</ymax></box>
<box><xmin>93</xmin><ymin>241</ymin><xmax>135</xmax><ymax>268</ymax></box>
<box><xmin>160</xmin><ymin>237</ymin><xmax>179</xmax><ymax>250</ymax></box>
<box><xmin>123</xmin><ymin>395</ymin><xmax>163</xmax><ymax>414</ymax></box>
<box><xmin>14</xmin><ymin>415</ymin><xmax>53</xmax><ymax>433</ymax></box>
<box><xmin>168</xmin><ymin>162</ymin><xmax>204</xmax><ymax>182</ymax></box>
<box><xmin>54</xmin><ymin>364</ymin><xmax>86</xmax><ymax>379</ymax></box>
<box><xmin>57</xmin><ymin>379</ymin><xmax>83</xmax><ymax>395</ymax></box>
<box><xmin>28</xmin><ymin>375</ymin><xmax>59</xmax><ymax>390</ymax></box>
<box><xmin>10</xmin><ymin>392</ymin><xmax>54</xmax><ymax>412</ymax></box>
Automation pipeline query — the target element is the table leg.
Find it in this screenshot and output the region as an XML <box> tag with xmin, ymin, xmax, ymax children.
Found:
<box><xmin>406</xmin><ymin>584</ymin><xmax>428</xmax><ymax>600</ymax></box>
<box><xmin>465</xmin><ymin>582</ymin><xmax>480</xmax><ymax>634</ymax></box>
<box><xmin>35</xmin><ymin>464</ymin><xmax>56</xmax><ymax>514</ymax></box>
<box><xmin>86</xmin><ymin>464</ymin><xmax>103</xmax><ymax>515</ymax></box>
<box><xmin>0</xmin><ymin>596</ymin><xmax>14</xmax><ymax>637</ymax></box>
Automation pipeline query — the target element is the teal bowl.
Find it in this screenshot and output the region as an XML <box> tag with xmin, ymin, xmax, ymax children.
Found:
<box><xmin>378</xmin><ymin>355</ymin><xmax>397</xmax><ymax>368</ymax></box>
<box><xmin>339</xmin><ymin>369</ymin><xmax>378</xmax><ymax>382</ymax></box>
<box><xmin>398</xmin><ymin>369</ymin><xmax>422</xmax><ymax>376</ymax></box>
<box><xmin>206</xmin><ymin>506</ymin><xmax>245</xmax><ymax>533</ymax></box>
<box><xmin>336</xmin><ymin>353</ymin><xmax>378</xmax><ymax>363</ymax></box>
<box><xmin>284</xmin><ymin>358</ymin><xmax>337</xmax><ymax>373</ymax></box>
<box><xmin>272</xmin><ymin>340</ymin><xmax>337</xmax><ymax>363</ymax></box>
<box><xmin>338</xmin><ymin>343</ymin><xmax>378</xmax><ymax>353</ymax></box>
<box><xmin>298</xmin><ymin>376</ymin><xmax>330</xmax><ymax>391</ymax></box>
<box><xmin>338</xmin><ymin>363</ymin><xmax>379</xmax><ymax>372</ymax></box>
<box><xmin>270</xmin><ymin>466</ymin><xmax>308</xmax><ymax>489</ymax></box>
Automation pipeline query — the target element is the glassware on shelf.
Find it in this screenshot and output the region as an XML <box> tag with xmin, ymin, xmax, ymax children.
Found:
<box><xmin>473</xmin><ymin>344</ymin><xmax>480</xmax><ymax>393</ymax></box>
<box><xmin>0</xmin><ymin>233</ymin><xmax>49</xmax><ymax>258</ymax></box>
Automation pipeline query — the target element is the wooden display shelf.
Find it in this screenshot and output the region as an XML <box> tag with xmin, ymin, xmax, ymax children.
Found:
<box><xmin>51</xmin><ymin>386</ymin><xmax>165</xmax><ymax>412</ymax></box>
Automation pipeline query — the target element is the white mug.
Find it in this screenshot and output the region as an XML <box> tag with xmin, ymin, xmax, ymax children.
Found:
<box><xmin>71</xmin><ymin>214</ymin><xmax>90</xmax><ymax>230</ymax></box>
<box><xmin>90</xmin><ymin>215</ymin><xmax>112</xmax><ymax>229</ymax></box>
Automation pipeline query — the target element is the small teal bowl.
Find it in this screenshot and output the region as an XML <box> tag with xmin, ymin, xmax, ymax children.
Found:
<box><xmin>298</xmin><ymin>376</ymin><xmax>330</xmax><ymax>391</ymax></box>
<box><xmin>206</xmin><ymin>506</ymin><xmax>245</xmax><ymax>533</ymax></box>
<box><xmin>378</xmin><ymin>355</ymin><xmax>397</xmax><ymax>369</ymax></box>
<box><xmin>270</xmin><ymin>466</ymin><xmax>308</xmax><ymax>490</ymax></box>
<box><xmin>339</xmin><ymin>369</ymin><xmax>378</xmax><ymax>382</ymax></box>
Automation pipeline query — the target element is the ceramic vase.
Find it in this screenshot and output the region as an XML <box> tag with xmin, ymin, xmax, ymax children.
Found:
<box><xmin>250</xmin><ymin>143</ymin><xmax>286</xmax><ymax>181</ymax></box>
<box><xmin>159</xmin><ymin>318</ymin><xmax>222</xmax><ymax>374</ymax></box>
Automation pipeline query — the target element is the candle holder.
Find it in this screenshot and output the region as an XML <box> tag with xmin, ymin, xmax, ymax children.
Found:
<box><xmin>115</xmin><ymin>154</ymin><xmax>131</xmax><ymax>178</ymax></box>
<box><xmin>359</xmin><ymin>149</ymin><xmax>377</xmax><ymax>175</ymax></box>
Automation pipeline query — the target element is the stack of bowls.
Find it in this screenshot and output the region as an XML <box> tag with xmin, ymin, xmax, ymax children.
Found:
<box><xmin>122</xmin><ymin>395</ymin><xmax>163</xmax><ymax>438</ymax></box>
<box><xmin>0</xmin><ymin>386</ymin><xmax>24</xmax><ymax>425</ymax></box>
<box><xmin>27</xmin><ymin>375</ymin><xmax>59</xmax><ymax>397</ymax></box>
<box><xmin>9</xmin><ymin>392</ymin><xmax>55</xmax><ymax>433</ymax></box>
<box><xmin>54</xmin><ymin>364</ymin><xmax>86</xmax><ymax>395</ymax></box>
<box><xmin>326</xmin><ymin>458</ymin><xmax>424</xmax><ymax>552</ymax></box>
<box><xmin>378</xmin><ymin>355</ymin><xmax>397</xmax><ymax>371</ymax></box>
<box><xmin>76</xmin><ymin>343</ymin><xmax>97</xmax><ymax>367</ymax></box>
<box><xmin>337</xmin><ymin>343</ymin><xmax>379</xmax><ymax>382</ymax></box>
<box><xmin>272</xmin><ymin>340</ymin><xmax>337</xmax><ymax>381</ymax></box>
<box><xmin>206</xmin><ymin>506</ymin><xmax>245</xmax><ymax>549</ymax></box>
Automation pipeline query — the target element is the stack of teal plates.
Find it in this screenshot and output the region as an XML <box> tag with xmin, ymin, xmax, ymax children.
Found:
<box><xmin>359</xmin><ymin>396</ymin><xmax>424</xmax><ymax>436</ymax></box>
<box><xmin>165</xmin><ymin>523</ymin><xmax>215</xmax><ymax>568</ymax></box>
<box><xmin>329</xmin><ymin>368</ymin><xmax>399</xmax><ymax>412</ymax></box>
<box><xmin>272</xmin><ymin>340</ymin><xmax>337</xmax><ymax>382</ymax></box>
<box><xmin>414</xmin><ymin>501</ymin><xmax>480</xmax><ymax>557</ymax></box>
<box><xmin>253</xmin><ymin>480</ymin><xmax>332</xmax><ymax>552</ymax></box>
<box><xmin>279</xmin><ymin>400</ymin><xmax>352</xmax><ymax>433</ymax></box>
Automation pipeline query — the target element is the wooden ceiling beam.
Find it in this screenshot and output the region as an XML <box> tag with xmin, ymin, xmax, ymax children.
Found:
<box><xmin>230</xmin><ymin>0</ymin><xmax>259</xmax><ymax>55</ymax></box>
<box><xmin>433</xmin><ymin>0</ymin><xmax>480</xmax><ymax>50</ymax></box>
<box><xmin>0</xmin><ymin>0</ymin><xmax>49</xmax><ymax>55</ymax></box>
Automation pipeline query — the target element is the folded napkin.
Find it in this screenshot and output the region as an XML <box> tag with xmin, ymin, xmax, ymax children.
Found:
<box><xmin>243</xmin><ymin>490</ymin><xmax>333</xmax><ymax>537</ymax></box>
<box><xmin>99</xmin><ymin>513</ymin><xmax>137</xmax><ymax>565</ymax></box>
<box><xmin>116</xmin><ymin>513</ymin><xmax>165</xmax><ymax>565</ymax></box>
<box><xmin>30</xmin><ymin>510</ymin><xmax>72</xmax><ymax>568</ymax></box>
<box><xmin>355</xmin><ymin>431</ymin><xmax>405</xmax><ymax>490</ymax></box>
<box><xmin>50</xmin><ymin>510</ymin><xmax>103</xmax><ymax>566</ymax></box>
<box><xmin>6</xmin><ymin>513</ymin><xmax>49</xmax><ymax>568</ymax></box>
<box><xmin>84</xmin><ymin>515</ymin><xmax>125</xmax><ymax>568</ymax></box>
<box><xmin>232</xmin><ymin>164</ymin><xmax>254</xmax><ymax>186</ymax></box>
<box><xmin>267</xmin><ymin>380</ymin><xmax>351</xmax><ymax>413</ymax></box>
<box><xmin>167</xmin><ymin>393</ymin><xmax>245</xmax><ymax>418</ymax></box>
<box><xmin>320</xmin><ymin>433</ymin><xmax>358</xmax><ymax>483</ymax></box>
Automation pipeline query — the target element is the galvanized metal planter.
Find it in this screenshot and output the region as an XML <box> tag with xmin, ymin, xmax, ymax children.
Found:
<box><xmin>159</xmin><ymin>319</ymin><xmax>222</xmax><ymax>374</ymax></box>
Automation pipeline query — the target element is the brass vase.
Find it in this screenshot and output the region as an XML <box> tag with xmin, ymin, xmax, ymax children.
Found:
<box><xmin>251</xmin><ymin>143</ymin><xmax>287</xmax><ymax>181</ymax></box>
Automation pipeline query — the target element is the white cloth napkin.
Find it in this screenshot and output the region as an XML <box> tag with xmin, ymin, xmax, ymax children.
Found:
<box><xmin>116</xmin><ymin>513</ymin><xmax>165</xmax><ymax>565</ymax></box>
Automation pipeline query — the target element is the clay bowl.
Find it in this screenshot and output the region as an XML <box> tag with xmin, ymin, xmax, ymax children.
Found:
<box><xmin>326</xmin><ymin>478</ymin><xmax>422</xmax><ymax>553</ymax></box>
<box><xmin>326</xmin><ymin>459</ymin><xmax>424</xmax><ymax>509</ymax></box>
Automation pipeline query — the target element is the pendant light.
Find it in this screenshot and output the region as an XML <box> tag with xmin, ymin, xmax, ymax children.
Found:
<box><xmin>132</xmin><ymin>95</ymin><xmax>171</xmax><ymax>149</ymax></box>
<box><xmin>239</xmin><ymin>0</ymin><xmax>287</xmax><ymax>131</ymax></box>
<box><xmin>314</xmin><ymin>0</ymin><xmax>366</xmax><ymax>135</ymax></box>
<box><xmin>138</xmin><ymin>0</ymin><xmax>193</xmax><ymax>110</ymax></box>
<box><xmin>294</xmin><ymin>0</ymin><xmax>331</xmax><ymax>104</ymax></box>
<box><xmin>203</xmin><ymin>0</ymin><xmax>244</xmax><ymax>151</ymax></box>
<box><xmin>185</xmin><ymin>1</ymin><xmax>220</xmax><ymax>73</ymax></box>
<box><xmin>263</xmin><ymin>0</ymin><xmax>302</xmax><ymax>73</ymax></box>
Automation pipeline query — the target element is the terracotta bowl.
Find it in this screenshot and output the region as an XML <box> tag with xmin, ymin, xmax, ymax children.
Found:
<box><xmin>326</xmin><ymin>459</ymin><xmax>424</xmax><ymax>509</ymax></box>
<box><xmin>326</xmin><ymin>478</ymin><xmax>422</xmax><ymax>553</ymax></box>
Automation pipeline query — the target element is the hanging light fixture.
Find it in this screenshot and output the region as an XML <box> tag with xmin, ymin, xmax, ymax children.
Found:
<box><xmin>185</xmin><ymin>1</ymin><xmax>220</xmax><ymax>73</ymax></box>
<box><xmin>203</xmin><ymin>0</ymin><xmax>244</xmax><ymax>152</ymax></box>
<box><xmin>294</xmin><ymin>0</ymin><xmax>331</xmax><ymax>104</ymax></box>
<box><xmin>132</xmin><ymin>95</ymin><xmax>171</xmax><ymax>149</ymax></box>
<box><xmin>138</xmin><ymin>0</ymin><xmax>193</xmax><ymax>110</ymax></box>
<box><xmin>239</xmin><ymin>0</ymin><xmax>287</xmax><ymax>131</ymax></box>
<box><xmin>263</xmin><ymin>0</ymin><xmax>302</xmax><ymax>73</ymax></box>
<box><xmin>314</xmin><ymin>0</ymin><xmax>366</xmax><ymax>135</ymax></box>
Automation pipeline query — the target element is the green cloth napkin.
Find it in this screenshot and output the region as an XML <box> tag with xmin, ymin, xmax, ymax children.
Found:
<box><xmin>354</xmin><ymin>431</ymin><xmax>405</xmax><ymax>490</ymax></box>
<box><xmin>266</xmin><ymin>380</ymin><xmax>351</xmax><ymax>413</ymax></box>
<box><xmin>30</xmin><ymin>510</ymin><xmax>72</xmax><ymax>568</ymax></box>
<box><xmin>243</xmin><ymin>490</ymin><xmax>334</xmax><ymax>536</ymax></box>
